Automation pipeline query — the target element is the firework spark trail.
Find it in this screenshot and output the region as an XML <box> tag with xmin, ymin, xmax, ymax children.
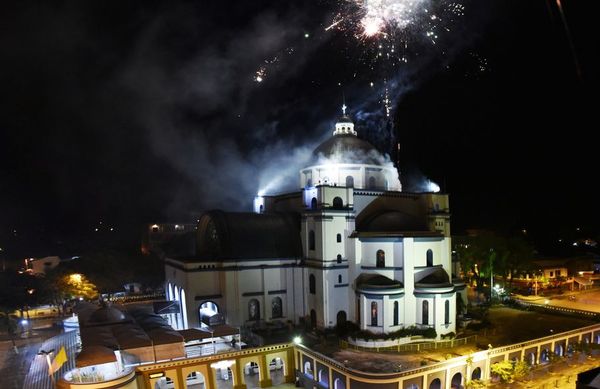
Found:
<box><xmin>552</xmin><ymin>0</ymin><xmax>582</xmax><ymax>80</ymax></box>
<box><xmin>325</xmin><ymin>18</ymin><xmax>344</xmax><ymax>31</ymax></box>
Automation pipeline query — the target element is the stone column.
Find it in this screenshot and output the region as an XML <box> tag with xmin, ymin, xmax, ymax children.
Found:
<box><xmin>207</xmin><ymin>367</ymin><xmax>217</xmax><ymax>389</ymax></box>
<box><xmin>258</xmin><ymin>354</ymin><xmax>273</xmax><ymax>388</ymax></box>
<box><xmin>176</xmin><ymin>367</ymin><xmax>185</xmax><ymax>389</ymax></box>
<box><xmin>232</xmin><ymin>359</ymin><xmax>245</xmax><ymax>389</ymax></box>
<box><xmin>285</xmin><ymin>349</ymin><xmax>295</xmax><ymax>383</ymax></box>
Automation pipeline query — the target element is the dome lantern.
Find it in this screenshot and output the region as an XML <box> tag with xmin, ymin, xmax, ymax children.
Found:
<box><xmin>333</xmin><ymin>104</ymin><xmax>357</xmax><ymax>136</ymax></box>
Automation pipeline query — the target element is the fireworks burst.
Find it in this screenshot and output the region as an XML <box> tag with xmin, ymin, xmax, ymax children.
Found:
<box><xmin>254</xmin><ymin>66</ymin><xmax>267</xmax><ymax>83</ymax></box>
<box><xmin>357</xmin><ymin>0</ymin><xmax>427</xmax><ymax>37</ymax></box>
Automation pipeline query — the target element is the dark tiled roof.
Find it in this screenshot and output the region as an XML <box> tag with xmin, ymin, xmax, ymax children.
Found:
<box><xmin>196</xmin><ymin>211</ymin><xmax>302</xmax><ymax>260</ymax></box>
<box><xmin>355</xmin><ymin>273</ymin><xmax>403</xmax><ymax>290</ymax></box>
<box><xmin>357</xmin><ymin>210</ymin><xmax>428</xmax><ymax>232</ymax></box>
<box><xmin>415</xmin><ymin>267</ymin><xmax>453</xmax><ymax>288</ymax></box>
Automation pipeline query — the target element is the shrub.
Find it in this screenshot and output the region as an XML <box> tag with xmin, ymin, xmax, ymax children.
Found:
<box><xmin>490</xmin><ymin>360</ymin><xmax>530</xmax><ymax>383</ymax></box>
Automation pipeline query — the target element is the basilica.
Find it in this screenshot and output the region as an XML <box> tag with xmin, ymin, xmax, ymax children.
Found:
<box><xmin>159</xmin><ymin>109</ymin><xmax>464</xmax><ymax>339</ymax></box>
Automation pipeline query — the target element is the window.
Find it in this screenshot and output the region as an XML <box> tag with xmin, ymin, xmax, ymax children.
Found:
<box><xmin>249</xmin><ymin>299</ymin><xmax>260</xmax><ymax>321</ymax></box>
<box><xmin>338</xmin><ymin>275</ymin><xmax>342</xmax><ymax>283</ymax></box>
<box><xmin>345</xmin><ymin>176</ymin><xmax>354</xmax><ymax>188</ymax></box>
<box><xmin>337</xmin><ymin>233</ymin><xmax>342</xmax><ymax>243</ymax></box>
<box><xmin>426</xmin><ymin>249</ymin><xmax>433</xmax><ymax>267</ymax></box>
<box><xmin>311</xmin><ymin>197</ymin><xmax>317</xmax><ymax>209</ymax></box>
<box><xmin>557</xmin><ymin>270</ymin><xmax>561</xmax><ymax>277</ymax></box>
<box><xmin>259</xmin><ymin>204</ymin><xmax>264</xmax><ymax>213</ymax></box>
<box><xmin>368</xmin><ymin>176</ymin><xmax>376</xmax><ymax>189</ymax></box>
<box><xmin>550</xmin><ymin>271</ymin><xmax>554</xmax><ymax>277</ymax></box>
<box><xmin>332</xmin><ymin>197</ymin><xmax>343</xmax><ymax>209</ymax></box>
<box><xmin>307</xmin><ymin>178</ymin><xmax>313</xmax><ymax>187</ymax></box>
<box><xmin>444</xmin><ymin>300</ymin><xmax>450</xmax><ymax>324</ymax></box>
<box><xmin>371</xmin><ymin>302</ymin><xmax>378</xmax><ymax>326</ymax></box>
<box><xmin>309</xmin><ymin>274</ymin><xmax>316</xmax><ymax>294</ymax></box>
<box><xmin>376</xmin><ymin>250</ymin><xmax>385</xmax><ymax>268</ymax></box>
<box><xmin>393</xmin><ymin>301</ymin><xmax>399</xmax><ymax>326</ymax></box>
<box><xmin>309</xmin><ymin>230</ymin><xmax>315</xmax><ymax>250</ymax></box>
<box><xmin>422</xmin><ymin>301</ymin><xmax>429</xmax><ymax>325</ymax></box>
<box><xmin>272</xmin><ymin>297</ymin><xmax>282</xmax><ymax>318</ymax></box>
<box><xmin>337</xmin><ymin>254</ymin><xmax>342</xmax><ymax>263</ymax></box>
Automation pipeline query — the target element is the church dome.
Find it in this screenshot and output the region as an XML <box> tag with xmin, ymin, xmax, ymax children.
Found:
<box><xmin>312</xmin><ymin>134</ymin><xmax>383</xmax><ymax>165</ymax></box>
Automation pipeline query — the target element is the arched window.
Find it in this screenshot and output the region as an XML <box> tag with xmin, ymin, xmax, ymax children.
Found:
<box><xmin>259</xmin><ymin>204</ymin><xmax>264</xmax><ymax>213</ymax></box>
<box><xmin>309</xmin><ymin>230</ymin><xmax>315</xmax><ymax>250</ymax></box>
<box><xmin>368</xmin><ymin>176</ymin><xmax>376</xmax><ymax>189</ymax></box>
<box><xmin>332</xmin><ymin>197</ymin><xmax>343</xmax><ymax>209</ymax></box>
<box><xmin>426</xmin><ymin>249</ymin><xmax>433</xmax><ymax>267</ymax></box>
<box><xmin>309</xmin><ymin>274</ymin><xmax>316</xmax><ymax>294</ymax></box>
<box><xmin>337</xmin><ymin>233</ymin><xmax>342</xmax><ymax>243</ymax></box>
<box><xmin>376</xmin><ymin>250</ymin><xmax>385</xmax><ymax>268</ymax></box>
<box><xmin>422</xmin><ymin>301</ymin><xmax>429</xmax><ymax>325</ymax></box>
<box><xmin>338</xmin><ymin>275</ymin><xmax>342</xmax><ymax>283</ymax></box>
<box><xmin>311</xmin><ymin>197</ymin><xmax>317</xmax><ymax>209</ymax></box>
<box><xmin>445</xmin><ymin>300</ymin><xmax>450</xmax><ymax>324</ymax></box>
<box><xmin>337</xmin><ymin>254</ymin><xmax>342</xmax><ymax>263</ymax></box>
<box><xmin>249</xmin><ymin>299</ymin><xmax>260</xmax><ymax>321</ymax></box>
<box><xmin>272</xmin><ymin>297</ymin><xmax>282</xmax><ymax>318</ymax></box>
<box><xmin>370</xmin><ymin>301</ymin><xmax>378</xmax><ymax>326</ymax></box>
<box><xmin>181</xmin><ymin>289</ymin><xmax>188</xmax><ymax>329</ymax></box>
<box><xmin>345</xmin><ymin>176</ymin><xmax>354</xmax><ymax>188</ymax></box>
<box><xmin>393</xmin><ymin>301</ymin><xmax>399</xmax><ymax>326</ymax></box>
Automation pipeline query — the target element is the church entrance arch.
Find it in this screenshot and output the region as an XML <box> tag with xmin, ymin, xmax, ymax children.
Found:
<box><xmin>199</xmin><ymin>301</ymin><xmax>219</xmax><ymax>327</ymax></box>
<box><xmin>336</xmin><ymin>311</ymin><xmax>347</xmax><ymax>327</ymax></box>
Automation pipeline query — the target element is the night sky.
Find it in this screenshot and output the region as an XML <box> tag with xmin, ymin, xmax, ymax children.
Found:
<box><xmin>1</xmin><ymin>0</ymin><xmax>598</xmax><ymax>258</ymax></box>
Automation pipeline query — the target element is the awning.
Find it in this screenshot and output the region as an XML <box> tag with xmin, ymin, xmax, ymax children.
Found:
<box><xmin>178</xmin><ymin>325</ymin><xmax>239</xmax><ymax>342</ymax></box>
<box><xmin>76</xmin><ymin>345</ymin><xmax>117</xmax><ymax>367</ymax></box>
<box><xmin>206</xmin><ymin>324</ymin><xmax>239</xmax><ymax>338</ymax></box>
<box><xmin>178</xmin><ymin>328</ymin><xmax>213</xmax><ymax>342</ymax></box>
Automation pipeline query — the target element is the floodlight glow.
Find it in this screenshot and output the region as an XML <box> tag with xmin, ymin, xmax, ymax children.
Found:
<box><xmin>293</xmin><ymin>336</ymin><xmax>302</xmax><ymax>344</ymax></box>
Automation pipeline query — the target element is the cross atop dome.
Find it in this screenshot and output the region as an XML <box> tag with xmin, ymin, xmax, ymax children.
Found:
<box><xmin>333</xmin><ymin>104</ymin><xmax>357</xmax><ymax>136</ymax></box>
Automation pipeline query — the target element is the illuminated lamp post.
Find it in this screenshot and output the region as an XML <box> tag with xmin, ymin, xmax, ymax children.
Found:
<box><xmin>38</xmin><ymin>349</ymin><xmax>56</xmax><ymax>388</ymax></box>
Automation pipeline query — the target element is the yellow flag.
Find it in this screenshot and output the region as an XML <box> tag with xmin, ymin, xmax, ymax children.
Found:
<box><xmin>50</xmin><ymin>346</ymin><xmax>67</xmax><ymax>374</ymax></box>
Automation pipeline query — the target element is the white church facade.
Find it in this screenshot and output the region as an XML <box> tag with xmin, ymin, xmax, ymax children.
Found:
<box><xmin>160</xmin><ymin>110</ymin><xmax>464</xmax><ymax>339</ymax></box>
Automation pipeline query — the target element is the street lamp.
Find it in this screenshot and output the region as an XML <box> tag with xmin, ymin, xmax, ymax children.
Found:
<box><xmin>38</xmin><ymin>349</ymin><xmax>56</xmax><ymax>387</ymax></box>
